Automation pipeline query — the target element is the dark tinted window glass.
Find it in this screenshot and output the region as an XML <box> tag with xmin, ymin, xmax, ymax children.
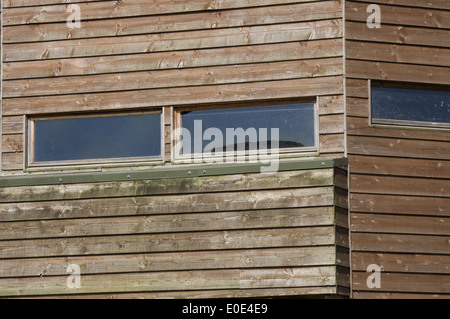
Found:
<box><xmin>372</xmin><ymin>86</ymin><xmax>450</xmax><ymax>124</ymax></box>
<box><xmin>181</xmin><ymin>103</ymin><xmax>315</xmax><ymax>154</ymax></box>
<box><xmin>33</xmin><ymin>113</ymin><xmax>161</xmax><ymax>162</ymax></box>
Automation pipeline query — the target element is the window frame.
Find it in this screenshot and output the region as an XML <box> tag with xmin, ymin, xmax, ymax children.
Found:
<box><xmin>26</xmin><ymin>110</ymin><xmax>165</xmax><ymax>169</ymax></box>
<box><xmin>369</xmin><ymin>80</ymin><xmax>450</xmax><ymax>130</ymax></box>
<box><xmin>172</xmin><ymin>98</ymin><xmax>320</xmax><ymax>164</ymax></box>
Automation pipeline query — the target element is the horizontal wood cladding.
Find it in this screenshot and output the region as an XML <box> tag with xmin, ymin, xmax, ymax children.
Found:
<box><xmin>344</xmin><ymin>1</ymin><xmax>450</xmax><ymax>298</ymax></box>
<box><xmin>0</xmin><ymin>267</ymin><xmax>338</xmax><ymax>297</ymax></box>
<box><xmin>3</xmin><ymin>1</ymin><xmax>342</xmax><ymax>44</ymax></box>
<box><xmin>3</xmin><ymin>0</ymin><xmax>330</xmax><ymax>25</ymax></box>
<box><xmin>1</xmin><ymin>0</ymin><xmax>345</xmax><ymax>173</ymax></box>
<box><xmin>0</xmin><ymin>167</ymin><xmax>349</xmax><ymax>297</ymax></box>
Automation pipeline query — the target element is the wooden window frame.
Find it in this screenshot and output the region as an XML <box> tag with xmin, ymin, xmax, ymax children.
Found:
<box><xmin>171</xmin><ymin>99</ymin><xmax>320</xmax><ymax>164</ymax></box>
<box><xmin>369</xmin><ymin>80</ymin><xmax>450</xmax><ymax>131</ymax></box>
<box><xmin>26</xmin><ymin>110</ymin><xmax>165</xmax><ymax>169</ymax></box>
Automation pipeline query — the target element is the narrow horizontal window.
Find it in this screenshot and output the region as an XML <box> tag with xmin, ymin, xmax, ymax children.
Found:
<box><xmin>371</xmin><ymin>84</ymin><xmax>450</xmax><ymax>129</ymax></box>
<box><xmin>28</xmin><ymin>112</ymin><xmax>162</xmax><ymax>166</ymax></box>
<box><xmin>176</xmin><ymin>102</ymin><xmax>317</xmax><ymax>157</ymax></box>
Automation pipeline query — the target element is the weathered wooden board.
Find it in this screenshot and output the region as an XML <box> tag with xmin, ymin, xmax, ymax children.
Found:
<box><xmin>3</xmin><ymin>0</ymin><xmax>322</xmax><ymax>25</ymax></box>
<box><xmin>350</xmin><ymin>0</ymin><xmax>450</xmax><ymax>10</ymax></box>
<box><xmin>346</xmin><ymin>1</ymin><xmax>450</xmax><ymax>28</ymax></box>
<box><xmin>352</xmin><ymin>272</ymin><xmax>450</xmax><ymax>294</ymax></box>
<box><xmin>0</xmin><ymin>169</ymin><xmax>334</xmax><ymax>203</ymax></box>
<box><xmin>0</xmin><ymin>207</ymin><xmax>335</xmax><ymax>240</ymax></box>
<box><xmin>350</xmin><ymin>174</ymin><xmax>450</xmax><ymax>198</ymax></box>
<box><xmin>346</xmin><ymin>21</ymin><xmax>450</xmax><ymax>48</ymax></box>
<box><xmin>351</xmin><ymin>213</ymin><xmax>450</xmax><ymax>236</ymax></box>
<box><xmin>0</xmin><ymin>226</ymin><xmax>337</xmax><ymax>259</ymax></box>
<box><xmin>347</xmin><ymin>41</ymin><xmax>450</xmax><ymax>67</ymax></box>
<box><xmin>25</xmin><ymin>286</ymin><xmax>339</xmax><ymax>299</ymax></box>
<box><xmin>3</xmin><ymin>76</ymin><xmax>344</xmax><ymax>116</ymax></box>
<box><xmin>4</xmin><ymin>53</ymin><xmax>343</xmax><ymax>97</ymax></box>
<box><xmin>0</xmin><ymin>246</ymin><xmax>336</xmax><ymax>278</ymax></box>
<box><xmin>349</xmin><ymin>155</ymin><xmax>450</xmax><ymax>179</ymax></box>
<box><xmin>353</xmin><ymin>292</ymin><xmax>450</xmax><ymax>299</ymax></box>
<box><xmin>0</xmin><ymin>266</ymin><xmax>337</xmax><ymax>297</ymax></box>
<box><xmin>351</xmin><ymin>233</ymin><xmax>450</xmax><ymax>255</ymax></box>
<box><xmin>348</xmin><ymin>136</ymin><xmax>450</xmax><ymax>160</ymax></box>
<box><xmin>352</xmin><ymin>252</ymin><xmax>450</xmax><ymax>274</ymax></box>
<box><xmin>2</xmin><ymin>134</ymin><xmax>23</xmax><ymax>153</ymax></box>
<box><xmin>350</xmin><ymin>193</ymin><xmax>450</xmax><ymax>217</ymax></box>
<box><xmin>348</xmin><ymin>117</ymin><xmax>450</xmax><ymax>142</ymax></box>
<box><xmin>0</xmin><ymin>186</ymin><xmax>335</xmax><ymax>222</ymax></box>
<box><xmin>1</xmin><ymin>116</ymin><xmax>23</xmax><ymax>135</ymax></box>
<box><xmin>3</xmin><ymin>1</ymin><xmax>342</xmax><ymax>43</ymax></box>
<box><xmin>346</xmin><ymin>60</ymin><xmax>450</xmax><ymax>85</ymax></box>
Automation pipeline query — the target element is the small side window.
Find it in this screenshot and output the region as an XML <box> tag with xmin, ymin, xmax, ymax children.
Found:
<box><xmin>371</xmin><ymin>82</ymin><xmax>450</xmax><ymax>129</ymax></box>
<box><xmin>28</xmin><ymin>112</ymin><xmax>163</xmax><ymax>167</ymax></box>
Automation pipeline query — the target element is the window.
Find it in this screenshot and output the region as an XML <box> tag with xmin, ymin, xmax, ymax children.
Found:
<box><xmin>371</xmin><ymin>82</ymin><xmax>450</xmax><ymax>129</ymax></box>
<box><xmin>174</xmin><ymin>101</ymin><xmax>318</xmax><ymax>160</ymax></box>
<box><xmin>28</xmin><ymin>112</ymin><xmax>163</xmax><ymax>167</ymax></box>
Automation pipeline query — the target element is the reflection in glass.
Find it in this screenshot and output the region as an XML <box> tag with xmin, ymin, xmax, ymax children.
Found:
<box><xmin>372</xmin><ymin>86</ymin><xmax>450</xmax><ymax>125</ymax></box>
<box><xmin>33</xmin><ymin>113</ymin><xmax>161</xmax><ymax>162</ymax></box>
<box><xmin>181</xmin><ymin>103</ymin><xmax>316</xmax><ymax>155</ymax></box>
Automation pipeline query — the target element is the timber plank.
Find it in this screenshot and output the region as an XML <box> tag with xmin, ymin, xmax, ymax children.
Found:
<box><xmin>351</xmin><ymin>213</ymin><xmax>450</xmax><ymax>236</ymax></box>
<box><xmin>349</xmin><ymin>0</ymin><xmax>450</xmax><ymax>10</ymax></box>
<box><xmin>0</xmin><ymin>246</ymin><xmax>336</xmax><ymax>278</ymax></box>
<box><xmin>352</xmin><ymin>272</ymin><xmax>450</xmax><ymax>294</ymax></box>
<box><xmin>319</xmin><ymin>114</ymin><xmax>345</xmax><ymax>134</ymax></box>
<box><xmin>346</xmin><ymin>60</ymin><xmax>450</xmax><ymax>85</ymax></box>
<box><xmin>26</xmin><ymin>286</ymin><xmax>338</xmax><ymax>299</ymax></box>
<box><xmin>348</xmin><ymin>135</ymin><xmax>450</xmax><ymax>160</ymax></box>
<box><xmin>0</xmin><ymin>206</ymin><xmax>335</xmax><ymax>240</ymax></box>
<box><xmin>347</xmin><ymin>41</ymin><xmax>450</xmax><ymax>67</ymax></box>
<box><xmin>350</xmin><ymin>193</ymin><xmax>450</xmax><ymax>217</ymax></box>
<box><xmin>346</xmin><ymin>2</ymin><xmax>450</xmax><ymax>29</ymax></box>
<box><xmin>0</xmin><ymin>169</ymin><xmax>335</xmax><ymax>204</ymax></box>
<box><xmin>346</xmin><ymin>21</ymin><xmax>450</xmax><ymax>48</ymax></box>
<box><xmin>2</xmin><ymin>76</ymin><xmax>344</xmax><ymax>116</ymax></box>
<box><xmin>3</xmin><ymin>0</ymin><xmax>104</xmax><ymax>7</ymax></box>
<box><xmin>3</xmin><ymin>0</ymin><xmax>321</xmax><ymax>25</ymax></box>
<box><xmin>319</xmin><ymin>95</ymin><xmax>345</xmax><ymax>115</ymax></box>
<box><xmin>4</xmin><ymin>20</ymin><xmax>342</xmax><ymax>63</ymax></box>
<box><xmin>347</xmin><ymin>117</ymin><xmax>450</xmax><ymax>142</ymax></box>
<box><xmin>0</xmin><ymin>168</ymin><xmax>335</xmax><ymax>200</ymax></box>
<box><xmin>320</xmin><ymin>133</ymin><xmax>345</xmax><ymax>154</ymax></box>
<box><xmin>3</xmin><ymin>54</ymin><xmax>343</xmax><ymax>97</ymax></box>
<box><xmin>1</xmin><ymin>153</ymin><xmax>23</xmax><ymax>171</ymax></box>
<box><xmin>0</xmin><ymin>187</ymin><xmax>335</xmax><ymax>222</ymax></box>
<box><xmin>350</xmin><ymin>174</ymin><xmax>450</xmax><ymax>198</ymax></box>
<box><xmin>349</xmin><ymin>155</ymin><xmax>450</xmax><ymax>179</ymax></box>
<box><xmin>346</xmin><ymin>78</ymin><xmax>368</xmax><ymax>98</ymax></box>
<box><xmin>352</xmin><ymin>252</ymin><xmax>450</xmax><ymax>274</ymax></box>
<box><xmin>2</xmin><ymin>116</ymin><xmax>23</xmax><ymax>135</ymax></box>
<box><xmin>0</xmin><ymin>226</ymin><xmax>337</xmax><ymax>259</ymax></box>
<box><xmin>3</xmin><ymin>1</ymin><xmax>342</xmax><ymax>43</ymax></box>
<box><xmin>0</xmin><ymin>266</ymin><xmax>337</xmax><ymax>297</ymax></box>
<box><xmin>351</xmin><ymin>233</ymin><xmax>450</xmax><ymax>255</ymax></box>
<box><xmin>2</xmin><ymin>135</ymin><xmax>23</xmax><ymax>153</ymax></box>
<box><xmin>346</xmin><ymin>97</ymin><xmax>368</xmax><ymax>118</ymax></box>
<box><xmin>353</xmin><ymin>292</ymin><xmax>450</xmax><ymax>299</ymax></box>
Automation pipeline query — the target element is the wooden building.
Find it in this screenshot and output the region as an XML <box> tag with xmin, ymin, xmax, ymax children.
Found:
<box><xmin>0</xmin><ymin>0</ymin><xmax>448</xmax><ymax>298</ymax></box>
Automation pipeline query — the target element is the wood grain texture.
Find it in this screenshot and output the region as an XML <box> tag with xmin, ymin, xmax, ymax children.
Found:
<box><xmin>345</xmin><ymin>0</ymin><xmax>450</xmax><ymax>299</ymax></box>
<box><xmin>3</xmin><ymin>1</ymin><xmax>342</xmax><ymax>43</ymax></box>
